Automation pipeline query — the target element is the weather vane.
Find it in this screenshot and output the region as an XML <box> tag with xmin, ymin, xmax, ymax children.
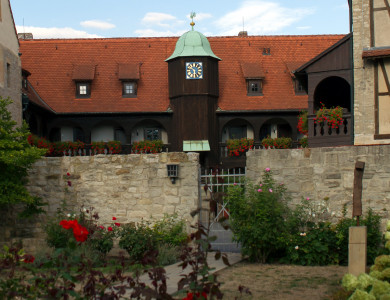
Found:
<box><xmin>190</xmin><ymin>11</ymin><xmax>196</xmax><ymax>30</ymax></box>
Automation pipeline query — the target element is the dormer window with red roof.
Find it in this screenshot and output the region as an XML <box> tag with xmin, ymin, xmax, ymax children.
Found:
<box><xmin>241</xmin><ymin>63</ymin><xmax>265</xmax><ymax>96</ymax></box>
<box><xmin>72</xmin><ymin>65</ymin><xmax>95</xmax><ymax>99</ymax></box>
<box><xmin>118</xmin><ymin>63</ymin><xmax>139</xmax><ymax>98</ymax></box>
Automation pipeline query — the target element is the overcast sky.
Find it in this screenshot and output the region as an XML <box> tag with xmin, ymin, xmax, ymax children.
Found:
<box><xmin>10</xmin><ymin>0</ymin><xmax>350</xmax><ymax>39</ymax></box>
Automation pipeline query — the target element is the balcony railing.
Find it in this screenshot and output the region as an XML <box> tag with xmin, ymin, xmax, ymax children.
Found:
<box><xmin>59</xmin><ymin>144</ymin><xmax>170</xmax><ymax>157</ymax></box>
<box><xmin>308</xmin><ymin>110</ymin><xmax>352</xmax><ymax>147</ymax></box>
<box><xmin>219</xmin><ymin>141</ymin><xmax>300</xmax><ymax>158</ymax></box>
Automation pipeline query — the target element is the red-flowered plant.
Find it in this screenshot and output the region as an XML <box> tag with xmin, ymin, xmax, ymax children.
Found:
<box><xmin>107</xmin><ymin>140</ymin><xmax>122</xmax><ymax>154</ymax></box>
<box><xmin>261</xmin><ymin>136</ymin><xmax>292</xmax><ymax>149</ymax></box>
<box><xmin>132</xmin><ymin>140</ymin><xmax>163</xmax><ymax>154</ymax></box>
<box><xmin>297</xmin><ymin>110</ymin><xmax>308</xmax><ymax>135</ymax></box>
<box><xmin>182</xmin><ymin>291</ymin><xmax>208</xmax><ymax>300</ymax></box>
<box><xmin>314</xmin><ymin>102</ymin><xmax>344</xmax><ymax>129</ymax></box>
<box><xmin>59</xmin><ymin>219</ymin><xmax>89</xmax><ymax>242</ymax></box>
<box><xmin>226</xmin><ymin>138</ymin><xmax>254</xmax><ymax>157</ymax></box>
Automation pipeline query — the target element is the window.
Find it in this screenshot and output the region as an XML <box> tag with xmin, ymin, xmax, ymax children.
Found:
<box><xmin>247</xmin><ymin>79</ymin><xmax>263</xmax><ymax>96</ymax></box>
<box><xmin>122</xmin><ymin>81</ymin><xmax>137</xmax><ymax>97</ymax></box>
<box><xmin>6</xmin><ymin>63</ymin><xmax>10</xmax><ymax>87</ymax></box>
<box><xmin>294</xmin><ymin>79</ymin><xmax>306</xmax><ymax>95</ymax></box>
<box><xmin>144</xmin><ymin>128</ymin><xmax>161</xmax><ymax>141</ymax></box>
<box><xmin>76</xmin><ymin>82</ymin><xmax>91</xmax><ymax>98</ymax></box>
<box><xmin>229</xmin><ymin>126</ymin><xmax>246</xmax><ymax>139</ymax></box>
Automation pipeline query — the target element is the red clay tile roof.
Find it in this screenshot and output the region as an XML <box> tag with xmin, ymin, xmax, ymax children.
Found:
<box><xmin>118</xmin><ymin>63</ymin><xmax>140</xmax><ymax>80</ymax></box>
<box><xmin>19</xmin><ymin>34</ymin><xmax>344</xmax><ymax>114</ymax></box>
<box><xmin>241</xmin><ymin>63</ymin><xmax>265</xmax><ymax>79</ymax></box>
<box><xmin>72</xmin><ymin>65</ymin><xmax>96</xmax><ymax>80</ymax></box>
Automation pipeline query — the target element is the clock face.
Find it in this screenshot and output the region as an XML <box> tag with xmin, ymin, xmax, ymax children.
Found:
<box><xmin>186</xmin><ymin>62</ymin><xmax>203</xmax><ymax>79</ymax></box>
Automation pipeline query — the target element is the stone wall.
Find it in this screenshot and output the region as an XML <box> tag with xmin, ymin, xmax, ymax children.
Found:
<box><xmin>1</xmin><ymin>152</ymin><xmax>200</xmax><ymax>253</ymax></box>
<box><xmin>246</xmin><ymin>145</ymin><xmax>390</xmax><ymax>221</ymax></box>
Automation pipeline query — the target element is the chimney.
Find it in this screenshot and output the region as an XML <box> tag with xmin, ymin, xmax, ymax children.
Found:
<box><xmin>238</xmin><ymin>31</ymin><xmax>248</xmax><ymax>37</ymax></box>
<box><xmin>18</xmin><ymin>33</ymin><xmax>33</xmax><ymax>40</ymax></box>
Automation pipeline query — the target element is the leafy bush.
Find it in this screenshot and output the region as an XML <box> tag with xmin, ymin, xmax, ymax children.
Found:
<box><xmin>153</xmin><ymin>213</ymin><xmax>188</xmax><ymax>247</ymax></box>
<box><xmin>226</xmin><ymin>138</ymin><xmax>254</xmax><ymax>157</ymax></box>
<box><xmin>0</xmin><ymin>97</ymin><xmax>47</xmax><ymax>216</ymax></box>
<box><xmin>227</xmin><ymin>168</ymin><xmax>290</xmax><ymax>263</ymax></box>
<box><xmin>335</xmin><ymin>208</ymin><xmax>384</xmax><ymax>265</ymax></box>
<box><xmin>118</xmin><ymin>222</ymin><xmax>158</xmax><ymax>262</ymax></box>
<box><xmin>261</xmin><ymin>136</ymin><xmax>292</xmax><ymax>149</ymax></box>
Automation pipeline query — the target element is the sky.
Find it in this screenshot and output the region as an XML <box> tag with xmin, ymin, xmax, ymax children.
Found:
<box><xmin>10</xmin><ymin>0</ymin><xmax>350</xmax><ymax>39</ymax></box>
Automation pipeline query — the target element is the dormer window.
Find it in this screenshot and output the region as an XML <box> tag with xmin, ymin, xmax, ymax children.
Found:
<box><xmin>118</xmin><ymin>63</ymin><xmax>140</xmax><ymax>98</ymax></box>
<box><xmin>76</xmin><ymin>82</ymin><xmax>91</xmax><ymax>98</ymax></box>
<box><xmin>72</xmin><ymin>65</ymin><xmax>95</xmax><ymax>99</ymax></box>
<box><xmin>241</xmin><ymin>63</ymin><xmax>265</xmax><ymax>96</ymax></box>
<box><xmin>294</xmin><ymin>78</ymin><xmax>306</xmax><ymax>95</ymax></box>
<box><xmin>122</xmin><ymin>81</ymin><xmax>137</xmax><ymax>97</ymax></box>
<box><xmin>247</xmin><ymin>80</ymin><xmax>263</xmax><ymax>95</ymax></box>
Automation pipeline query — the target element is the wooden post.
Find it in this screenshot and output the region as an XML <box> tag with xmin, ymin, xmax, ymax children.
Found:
<box><xmin>352</xmin><ymin>161</ymin><xmax>365</xmax><ymax>226</ymax></box>
<box><xmin>349</xmin><ymin>161</ymin><xmax>367</xmax><ymax>275</ymax></box>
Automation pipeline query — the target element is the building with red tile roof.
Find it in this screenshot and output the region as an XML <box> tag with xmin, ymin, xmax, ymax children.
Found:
<box><xmin>20</xmin><ymin>31</ymin><xmax>345</xmax><ymax>167</ymax></box>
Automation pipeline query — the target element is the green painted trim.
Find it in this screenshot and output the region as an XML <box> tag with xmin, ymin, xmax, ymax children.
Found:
<box><xmin>183</xmin><ymin>140</ymin><xmax>210</xmax><ymax>151</ymax></box>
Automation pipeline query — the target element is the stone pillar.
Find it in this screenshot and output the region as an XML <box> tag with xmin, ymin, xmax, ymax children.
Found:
<box><xmin>348</xmin><ymin>226</ymin><xmax>367</xmax><ymax>276</ymax></box>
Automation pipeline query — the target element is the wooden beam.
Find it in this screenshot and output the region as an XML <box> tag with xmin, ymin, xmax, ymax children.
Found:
<box><xmin>379</xmin><ymin>59</ymin><xmax>390</xmax><ymax>94</ymax></box>
<box><xmin>352</xmin><ymin>161</ymin><xmax>365</xmax><ymax>218</ymax></box>
<box><xmin>384</xmin><ymin>0</ymin><xmax>390</xmax><ymax>18</ymax></box>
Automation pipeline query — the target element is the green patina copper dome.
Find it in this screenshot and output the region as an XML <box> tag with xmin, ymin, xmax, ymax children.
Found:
<box><xmin>166</xmin><ymin>30</ymin><xmax>221</xmax><ymax>61</ymax></box>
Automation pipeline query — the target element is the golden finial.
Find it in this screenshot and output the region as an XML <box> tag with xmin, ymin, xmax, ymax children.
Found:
<box><xmin>190</xmin><ymin>12</ymin><xmax>196</xmax><ymax>30</ymax></box>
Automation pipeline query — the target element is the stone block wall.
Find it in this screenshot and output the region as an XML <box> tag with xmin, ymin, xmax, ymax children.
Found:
<box><xmin>246</xmin><ymin>145</ymin><xmax>390</xmax><ymax>221</ymax></box>
<box><xmin>1</xmin><ymin>152</ymin><xmax>200</xmax><ymax>253</ymax></box>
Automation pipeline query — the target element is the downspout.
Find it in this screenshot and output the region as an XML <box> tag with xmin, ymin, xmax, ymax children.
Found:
<box><xmin>349</xmin><ymin>0</ymin><xmax>355</xmax><ymax>145</ymax></box>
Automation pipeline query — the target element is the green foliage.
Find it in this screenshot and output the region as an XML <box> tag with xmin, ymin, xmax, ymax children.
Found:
<box><xmin>0</xmin><ymin>97</ymin><xmax>46</xmax><ymax>215</ymax></box>
<box><xmin>227</xmin><ymin>168</ymin><xmax>290</xmax><ymax>263</ymax></box>
<box><xmin>226</xmin><ymin>138</ymin><xmax>254</xmax><ymax>157</ymax></box>
<box><xmin>284</xmin><ymin>222</ymin><xmax>339</xmax><ymax>265</ymax></box>
<box><xmin>261</xmin><ymin>136</ymin><xmax>292</xmax><ymax>149</ymax></box>
<box><xmin>118</xmin><ymin>221</ymin><xmax>158</xmax><ymax>262</ymax></box>
<box><xmin>299</xmin><ymin>136</ymin><xmax>308</xmax><ymax>148</ymax></box>
<box><xmin>153</xmin><ymin>213</ymin><xmax>188</xmax><ymax>247</ymax></box>
<box><xmin>314</xmin><ymin>102</ymin><xmax>344</xmax><ymax>129</ymax></box>
<box><xmin>335</xmin><ymin>208</ymin><xmax>384</xmax><ymax>265</ymax></box>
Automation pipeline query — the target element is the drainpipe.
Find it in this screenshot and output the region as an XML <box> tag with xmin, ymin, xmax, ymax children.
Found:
<box><xmin>349</xmin><ymin>0</ymin><xmax>355</xmax><ymax>145</ymax></box>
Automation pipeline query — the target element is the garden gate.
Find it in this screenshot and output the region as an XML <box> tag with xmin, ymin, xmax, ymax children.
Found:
<box><xmin>198</xmin><ymin>167</ymin><xmax>245</xmax><ymax>252</ymax></box>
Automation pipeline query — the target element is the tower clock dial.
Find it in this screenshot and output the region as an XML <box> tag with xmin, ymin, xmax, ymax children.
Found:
<box><xmin>186</xmin><ymin>62</ymin><xmax>203</xmax><ymax>79</ymax></box>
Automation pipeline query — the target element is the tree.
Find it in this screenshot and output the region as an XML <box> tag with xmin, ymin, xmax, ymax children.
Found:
<box><xmin>0</xmin><ymin>97</ymin><xmax>47</xmax><ymax>216</ymax></box>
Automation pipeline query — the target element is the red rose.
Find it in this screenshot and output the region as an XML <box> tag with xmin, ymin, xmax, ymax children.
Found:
<box><xmin>108</xmin><ymin>227</ymin><xmax>113</xmax><ymax>231</ymax></box>
<box><xmin>66</xmin><ymin>172</ymin><xmax>70</xmax><ymax>176</ymax></box>
<box><xmin>114</xmin><ymin>222</ymin><xmax>120</xmax><ymax>227</ymax></box>
<box><xmin>99</xmin><ymin>225</ymin><xmax>105</xmax><ymax>229</ymax></box>
<box><xmin>73</xmin><ymin>224</ymin><xmax>89</xmax><ymax>242</ymax></box>
<box><xmin>112</xmin><ymin>217</ymin><xmax>117</xmax><ymax>220</ymax></box>
<box><xmin>23</xmin><ymin>254</ymin><xmax>35</xmax><ymax>264</ymax></box>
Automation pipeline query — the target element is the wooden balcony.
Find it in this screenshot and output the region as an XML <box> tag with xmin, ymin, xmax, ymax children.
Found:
<box><xmin>308</xmin><ymin>110</ymin><xmax>352</xmax><ymax>147</ymax></box>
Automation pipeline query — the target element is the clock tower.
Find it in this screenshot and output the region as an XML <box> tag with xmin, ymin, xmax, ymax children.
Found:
<box><xmin>166</xmin><ymin>23</ymin><xmax>221</xmax><ymax>166</ymax></box>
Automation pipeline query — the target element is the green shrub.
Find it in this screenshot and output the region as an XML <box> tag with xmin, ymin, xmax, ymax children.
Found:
<box><xmin>0</xmin><ymin>97</ymin><xmax>47</xmax><ymax>216</ymax></box>
<box><xmin>153</xmin><ymin>213</ymin><xmax>187</xmax><ymax>247</ymax></box>
<box><xmin>118</xmin><ymin>222</ymin><xmax>158</xmax><ymax>262</ymax></box>
<box><xmin>336</xmin><ymin>208</ymin><xmax>384</xmax><ymax>265</ymax></box>
<box><xmin>227</xmin><ymin>168</ymin><xmax>290</xmax><ymax>263</ymax></box>
<box><xmin>132</xmin><ymin>140</ymin><xmax>163</xmax><ymax>153</ymax></box>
